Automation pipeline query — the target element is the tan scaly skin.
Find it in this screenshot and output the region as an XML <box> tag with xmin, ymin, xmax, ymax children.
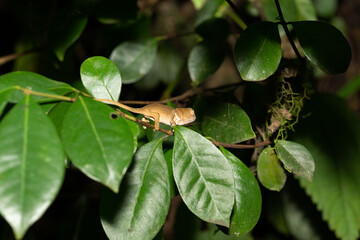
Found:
<box><xmin>95</xmin><ymin>99</ymin><xmax>196</xmax><ymax>130</ymax></box>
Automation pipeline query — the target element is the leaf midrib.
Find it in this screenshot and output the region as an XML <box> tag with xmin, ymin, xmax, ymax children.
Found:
<box><xmin>79</xmin><ymin>97</ymin><xmax>112</xmax><ymax>182</ymax></box>
<box><xmin>176</xmin><ymin>128</ymin><xmax>223</xmax><ymax>218</ymax></box>
<box><xmin>20</xmin><ymin>95</ymin><xmax>30</xmax><ymax>231</ymax></box>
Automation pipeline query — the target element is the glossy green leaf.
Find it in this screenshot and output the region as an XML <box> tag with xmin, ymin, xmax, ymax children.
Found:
<box><xmin>195</xmin><ymin>0</ymin><xmax>225</xmax><ymax>26</ymax></box>
<box><xmin>0</xmin><ymin>71</ymin><xmax>75</xmax><ymax>103</ymax></box>
<box><xmin>313</xmin><ymin>0</ymin><xmax>337</xmax><ymax>18</ymax></box>
<box><xmin>0</xmin><ymin>95</ymin><xmax>65</xmax><ymax>238</ymax></box>
<box><xmin>257</xmin><ymin>147</ymin><xmax>287</xmax><ymax>191</ymax></box>
<box><xmin>234</xmin><ymin>22</ymin><xmax>282</xmax><ymax>81</ymax></box>
<box><xmin>192</xmin><ymin>0</ymin><xmax>207</xmax><ymax>10</ymax></box>
<box><xmin>292</xmin><ymin>95</ymin><xmax>360</xmax><ymax>240</ymax></box>
<box><xmin>100</xmin><ymin>139</ymin><xmax>170</xmax><ymax>240</ymax></box>
<box><xmin>80</xmin><ymin>56</ymin><xmax>122</xmax><ymax>101</ymax></box>
<box><xmin>220</xmin><ymin>147</ymin><xmax>261</xmax><ymax>235</ymax></box>
<box><xmin>275</xmin><ymin>140</ymin><xmax>314</xmax><ymax>181</ymax></box>
<box><xmin>47</xmin><ymin>101</ymin><xmax>72</xmax><ymax>134</ymax></box>
<box><xmin>49</xmin><ymin>12</ymin><xmax>87</xmax><ymax>61</ymax></box>
<box><xmin>0</xmin><ymin>87</ymin><xmax>16</xmax><ymax>116</ymax></box>
<box><xmin>264</xmin><ymin>0</ymin><xmax>317</xmax><ymax>22</ymax></box>
<box><xmin>173</xmin><ymin>126</ymin><xmax>234</xmax><ymax>227</ymax></box>
<box><xmin>61</xmin><ymin>96</ymin><xmax>134</xmax><ymax>192</ymax></box>
<box><xmin>110</xmin><ymin>38</ymin><xmax>158</xmax><ymax>84</ymax></box>
<box><xmin>188</xmin><ymin>42</ymin><xmax>225</xmax><ymax>85</ymax></box>
<box><xmin>292</xmin><ymin>21</ymin><xmax>351</xmax><ymax>74</ymax></box>
<box><xmin>164</xmin><ymin>149</ymin><xmax>176</xmax><ymax>197</ymax></box>
<box><xmin>136</xmin><ymin>43</ymin><xmax>183</xmax><ymax>89</ymax></box>
<box><xmin>202</xmin><ymin>103</ymin><xmax>255</xmax><ymax>144</ymax></box>
<box><xmin>195</xmin><ymin>18</ymin><xmax>230</xmax><ymax>43</ymax></box>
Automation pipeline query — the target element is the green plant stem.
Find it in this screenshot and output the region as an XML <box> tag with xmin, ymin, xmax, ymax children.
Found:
<box><xmin>274</xmin><ymin>0</ymin><xmax>302</xmax><ymax>60</ymax></box>
<box><xmin>18</xmin><ymin>87</ymin><xmax>76</xmax><ymax>102</ymax></box>
<box><xmin>227</xmin><ymin>10</ymin><xmax>247</xmax><ymax>30</ymax></box>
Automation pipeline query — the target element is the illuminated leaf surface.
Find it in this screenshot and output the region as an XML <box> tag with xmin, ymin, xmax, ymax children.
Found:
<box><xmin>61</xmin><ymin>96</ymin><xmax>134</xmax><ymax>192</ymax></box>
<box><xmin>80</xmin><ymin>56</ymin><xmax>122</xmax><ymax>101</ymax></box>
<box><xmin>257</xmin><ymin>147</ymin><xmax>287</xmax><ymax>191</ymax></box>
<box><xmin>292</xmin><ymin>21</ymin><xmax>351</xmax><ymax>74</ymax></box>
<box><xmin>110</xmin><ymin>39</ymin><xmax>158</xmax><ymax>84</ymax></box>
<box><xmin>173</xmin><ymin>126</ymin><xmax>234</xmax><ymax>227</ymax></box>
<box><xmin>220</xmin><ymin>147</ymin><xmax>262</xmax><ymax>235</ymax></box>
<box><xmin>100</xmin><ymin>139</ymin><xmax>169</xmax><ymax>240</ymax></box>
<box><xmin>0</xmin><ymin>71</ymin><xmax>74</xmax><ymax>102</ymax></box>
<box><xmin>188</xmin><ymin>42</ymin><xmax>225</xmax><ymax>85</ymax></box>
<box><xmin>275</xmin><ymin>140</ymin><xmax>314</xmax><ymax>181</ymax></box>
<box><xmin>234</xmin><ymin>22</ymin><xmax>281</xmax><ymax>81</ymax></box>
<box><xmin>202</xmin><ymin>103</ymin><xmax>255</xmax><ymax>143</ymax></box>
<box><xmin>0</xmin><ymin>95</ymin><xmax>65</xmax><ymax>238</ymax></box>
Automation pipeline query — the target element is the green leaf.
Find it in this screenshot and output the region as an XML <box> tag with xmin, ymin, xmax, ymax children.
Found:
<box><xmin>49</xmin><ymin>12</ymin><xmax>87</xmax><ymax>61</ymax></box>
<box><xmin>202</xmin><ymin>103</ymin><xmax>255</xmax><ymax>144</ymax></box>
<box><xmin>338</xmin><ymin>75</ymin><xmax>360</xmax><ymax>99</ymax></box>
<box><xmin>0</xmin><ymin>87</ymin><xmax>16</xmax><ymax>116</ymax></box>
<box><xmin>110</xmin><ymin>38</ymin><xmax>158</xmax><ymax>84</ymax></box>
<box><xmin>313</xmin><ymin>0</ymin><xmax>337</xmax><ymax>18</ymax></box>
<box><xmin>188</xmin><ymin>42</ymin><xmax>225</xmax><ymax>85</ymax></box>
<box><xmin>136</xmin><ymin>43</ymin><xmax>183</xmax><ymax>89</ymax></box>
<box><xmin>275</xmin><ymin>140</ymin><xmax>314</xmax><ymax>181</ymax></box>
<box><xmin>173</xmin><ymin>126</ymin><xmax>234</xmax><ymax>227</ymax></box>
<box><xmin>264</xmin><ymin>0</ymin><xmax>317</xmax><ymax>22</ymax></box>
<box><xmin>61</xmin><ymin>96</ymin><xmax>134</xmax><ymax>192</ymax></box>
<box><xmin>257</xmin><ymin>147</ymin><xmax>287</xmax><ymax>191</ymax></box>
<box><xmin>192</xmin><ymin>0</ymin><xmax>207</xmax><ymax>10</ymax></box>
<box><xmin>0</xmin><ymin>95</ymin><xmax>65</xmax><ymax>238</ymax></box>
<box><xmin>164</xmin><ymin>149</ymin><xmax>176</xmax><ymax>197</ymax></box>
<box><xmin>80</xmin><ymin>56</ymin><xmax>122</xmax><ymax>101</ymax></box>
<box><xmin>47</xmin><ymin>101</ymin><xmax>72</xmax><ymax>134</ymax></box>
<box><xmin>292</xmin><ymin>21</ymin><xmax>351</xmax><ymax>74</ymax></box>
<box><xmin>234</xmin><ymin>22</ymin><xmax>282</xmax><ymax>81</ymax></box>
<box><xmin>292</xmin><ymin>94</ymin><xmax>360</xmax><ymax>240</ymax></box>
<box><xmin>0</xmin><ymin>71</ymin><xmax>75</xmax><ymax>103</ymax></box>
<box><xmin>100</xmin><ymin>139</ymin><xmax>170</xmax><ymax>240</ymax></box>
<box><xmin>195</xmin><ymin>0</ymin><xmax>225</xmax><ymax>26</ymax></box>
<box><xmin>195</xmin><ymin>18</ymin><xmax>230</xmax><ymax>43</ymax></box>
<box><xmin>220</xmin><ymin>147</ymin><xmax>261</xmax><ymax>235</ymax></box>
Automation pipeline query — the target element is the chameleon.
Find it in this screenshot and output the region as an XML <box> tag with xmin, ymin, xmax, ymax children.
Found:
<box><xmin>95</xmin><ymin>99</ymin><xmax>196</xmax><ymax>130</ymax></box>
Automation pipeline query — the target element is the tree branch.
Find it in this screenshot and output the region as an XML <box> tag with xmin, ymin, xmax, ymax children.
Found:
<box><xmin>274</xmin><ymin>0</ymin><xmax>303</xmax><ymax>60</ymax></box>
<box><xmin>0</xmin><ymin>49</ymin><xmax>37</xmax><ymax>66</ymax></box>
<box><xmin>211</xmin><ymin>139</ymin><xmax>271</xmax><ymax>149</ymax></box>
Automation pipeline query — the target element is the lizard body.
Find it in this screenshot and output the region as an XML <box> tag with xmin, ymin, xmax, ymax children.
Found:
<box><xmin>95</xmin><ymin>99</ymin><xmax>196</xmax><ymax>130</ymax></box>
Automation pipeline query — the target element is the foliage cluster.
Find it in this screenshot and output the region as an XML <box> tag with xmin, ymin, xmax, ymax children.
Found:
<box><xmin>0</xmin><ymin>0</ymin><xmax>358</xmax><ymax>240</ymax></box>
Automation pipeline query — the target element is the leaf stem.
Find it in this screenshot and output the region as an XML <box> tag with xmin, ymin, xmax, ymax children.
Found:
<box><xmin>17</xmin><ymin>87</ymin><xmax>76</xmax><ymax>102</ymax></box>
<box><xmin>211</xmin><ymin>139</ymin><xmax>271</xmax><ymax>149</ymax></box>
<box><xmin>225</xmin><ymin>0</ymin><xmax>247</xmax><ymax>30</ymax></box>
<box><xmin>0</xmin><ymin>49</ymin><xmax>38</xmax><ymax>66</ymax></box>
<box><xmin>274</xmin><ymin>0</ymin><xmax>302</xmax><ymax>60</ymax></box>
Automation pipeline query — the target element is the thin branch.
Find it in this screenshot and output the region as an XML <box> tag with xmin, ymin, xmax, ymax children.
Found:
<box><xmin>19</xmin><ymin>87</ymin><xmax>76</xmax><ymax>102</ymax></box>
<box><xmin>211</xmin><ymin>139</ymin><xmax>271</xmax><ymax>149</ymax></box>
<box><xmin>225</xmin><ymin>0</ymin><xmax>242</xmax><ymax>19</ymax></box>
<box><xmin>0</xmin><ymin>49</ymin><xmax>37</xmax><ymax>66</ymax></box>
<box><xmin>274</xmin><ymin>0</ymin><xmax>303</xmax><ymax>60</ymax></box>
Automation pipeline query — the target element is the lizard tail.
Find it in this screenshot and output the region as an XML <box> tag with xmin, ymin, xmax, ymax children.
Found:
<box><xmin>93</xmin><ymin>98</ymin><xmax>139</xmax><ymax>113</ymax></box>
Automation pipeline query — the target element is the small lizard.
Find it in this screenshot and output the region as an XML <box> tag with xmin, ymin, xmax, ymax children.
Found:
<box><xmin>95</xmin><ymin>99</ymin><xmax>196</xmax><ymax>130</ymax></box>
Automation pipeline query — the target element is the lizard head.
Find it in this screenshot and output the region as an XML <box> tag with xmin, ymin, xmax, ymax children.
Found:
<box><xmin>174</xmin><ymin>108</ymin><xmax>196</xmax><ymax>125</ymax></box>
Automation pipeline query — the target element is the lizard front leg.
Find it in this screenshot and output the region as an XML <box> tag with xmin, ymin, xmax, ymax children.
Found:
<box><xmin>151</xmin><ymin>112</ymin><xmax>160</xmax><ymax>130</ymax></box>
